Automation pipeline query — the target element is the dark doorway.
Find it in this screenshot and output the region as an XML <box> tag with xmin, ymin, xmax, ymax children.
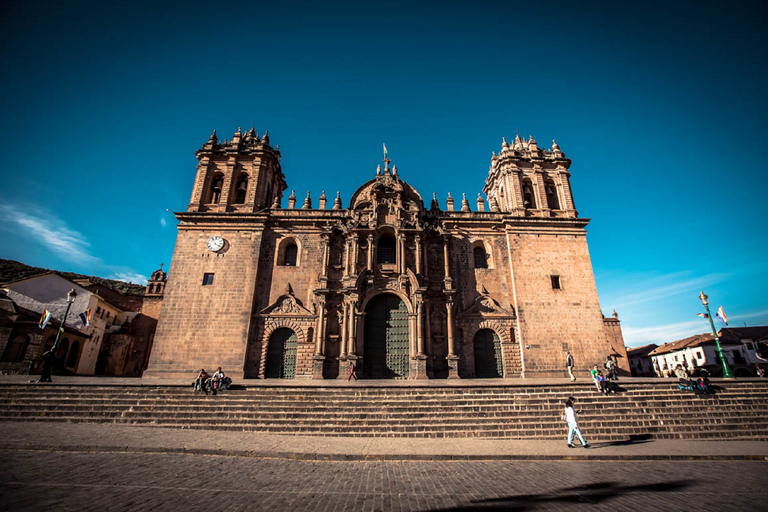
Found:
<box><xmin>474</xmin><ymin>329</ymin><xmax>503</xmax><ymax>378</ymax></box>
<box><xmin>265</xmin><ymin>328</ymin><xmax>298</xmax><ymax>379</ymax></box>
<box><xmin>363</xmin><ymin>294</ymin><xmax>409</xmax><ymax>379</ymax></box>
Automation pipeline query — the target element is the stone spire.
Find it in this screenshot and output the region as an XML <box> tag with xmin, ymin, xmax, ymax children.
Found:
<box><xmin>502</xmin><ymin>137</ymin><xmax>509</xmax><ymax>150</ymax></box>
<box><xmin>431</xmin><ymin>193</ymin><xmax>439</xmax><ymax>211</ymax></box>
<box><xmin>262</xmin><ymin>130</ymin><xmax>269</xmax><ymax>145</ymax></box>
<box><xmin>514</xmin><ymin>134</ymin><xmax>522</xmax><ymax>151</ymax></box>
<box><xmin>446</xmin><ymin>192</ymin><xmax>454</xmax><ymax>211</ymax></box>
<box><xmin>476</xmin><ymin>193</ymin><xmax>485</xmax><ymax>212</ymax></box>
<box><xmin>302</xmin><ymin>191</ymin><xmax>312</xmax><ymax>209</ymax></box>
<box><xmin>461</xmin><ymin>193</ymin><xmax>470</xmax><ymax>211</ymax></box>
<box><xmin>319</xmin><ymin>191</ymin><xmax>327</xmax><ymax>210</ymax></box>
<box><xmin>288</xmin><ymin>190</ymin><xmax>296</xmax><ymax>209</ymax></box>
<box><xmin>332</xmin><ymin>191</ymin><xmax>342</xmax><ymax>210</ymax></box>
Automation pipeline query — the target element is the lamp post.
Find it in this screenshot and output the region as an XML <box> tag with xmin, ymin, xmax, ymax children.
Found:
<box><xmin>50</xmin><ymin>288</ymin><xmax>77</xmax><ymax>355</ymax></box>
<box><xmin>698</xmin><ymin>291</ymin><xmax>734</xmax><ymax>378</ymax></box>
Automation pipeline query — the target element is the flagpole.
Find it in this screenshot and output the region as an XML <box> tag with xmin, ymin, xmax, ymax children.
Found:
<box><xmin>699</xmin><ymin>291</ymin><xmax>734</xmax><ymax>378</ymax></box>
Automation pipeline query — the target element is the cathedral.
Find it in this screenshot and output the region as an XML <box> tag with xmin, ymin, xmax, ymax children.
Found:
<box><xmin>145</xmin><ymin>127</ymin><xmax>626</xmax><ymax>380</ymax></box>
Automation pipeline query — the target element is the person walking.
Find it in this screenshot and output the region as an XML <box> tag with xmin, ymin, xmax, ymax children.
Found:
<box><xmin>565</xmin><ymin>351</ymin><xmax>576</xmax><ymax>382</ymax></box>
<box><xmin>348</xmin><ymin>361</ymin><xmax>358</xmax><ymax>381</ymax></box>
<box><xmin>562</xmin><ymin>397</ymin><xmax>589</xmax><ymax>448</ymax></box>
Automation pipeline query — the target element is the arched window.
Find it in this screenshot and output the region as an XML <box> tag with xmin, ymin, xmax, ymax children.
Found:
<box><xmin>522</xmin><ymin>179</ymin><xmax>536</xmax><ymax>209</ymax></box>
<box><xmin>545</xmin><ymin>180</ymin><xmax>560</xmax><ymax>210</ymax></box>
<box><xmin>234</xmin><ymin>176</ymin><xmax>248</xmax><ymax>204</ymax></box>
<box><xmin>1</xmin><ymin>334</ymin><xmax>29</xmax><ymax>362</ymax></box>
<box><xmin>377</xmin><ymin>235</ymin><xmax>396</xmax><ymax>264</ymax></box>
<box><xmin>57</xmin><ymin>338</ymin><xmax>70</xmax><ymax>359</ymax></box>
<box><xmin>277</xmin><ymin>238</ymin><xmax>300</xmax><ymax>266</ymax></box>
<box><xmin>66</xmin><ymin>340</ymin><xmax>80</xmax><ymax>368</ymax></box>
<box><xmin>208</xmin><ymin>174</ymin><xmax>224</xmax><ymax>204</ymax></box>
<box><xmin>473</xmin><ymin>246</ymin><xmax>488</xmax><ymax>269</ymax></box>
<box><xmin>284</xmin><ymin>243</ymin><xmax>298</xmax><ymax>266</ymax></box>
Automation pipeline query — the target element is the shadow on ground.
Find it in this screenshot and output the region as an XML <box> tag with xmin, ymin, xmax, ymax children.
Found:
<box><xmin>435</xmin><ymin>479</ymin><xmax>695</xmax><ymax>511</ymax></box>
<box><xmin>590</xmin><ymin>433</ymin><xmax>654</xmax><ymax>448</ymax></box>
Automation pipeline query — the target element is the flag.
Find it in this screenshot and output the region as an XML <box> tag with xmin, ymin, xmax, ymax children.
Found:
<box><xmin>383</xmin><ymin>143</ymin><xmax>388</xmax><ymax>159</ymax></box>
<box><xmin>79</xmin><ymin>309</ymin><xmax>91</xmax><ymax>328</ymax></box>
<box><xmin>715</xmin><ymin>306</ymin><xmax>728</xmax><ymax>325</ymax></box>
<box><xmin>38</xmin><ymin>310</ymin><xmax>52</xmax><ymax>329</ymax></box>
<box><xmin>697</xmin><ymin>313</ymin><xmax>708</xmax><ymax>319</ymax></box>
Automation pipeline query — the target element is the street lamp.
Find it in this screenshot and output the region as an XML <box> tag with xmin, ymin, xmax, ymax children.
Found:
<box><xmin>698</xmin><ymin>291</ymin><xmax>734</xmax><ymax>379</ymax></box>
<box><xmin>50</xmin><ymin>288</ymin><xmax>77</xmax><ymax>355</ymax></box>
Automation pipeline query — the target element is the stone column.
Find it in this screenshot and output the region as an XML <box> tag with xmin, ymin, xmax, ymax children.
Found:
<box><xmin>416</xmin><ymin>300</ymin><xmax>425</xmax><ymax>356</ymax></box>
<box><xmin>312</xmin><ymin>298</ymin><xmax>326</xmax><ymax>379</ymax></box>
<box><xmin>415</xmin><ymin>235</ymin><xmax>422</xmax><ymax>274</ymax></box>
<box><xmin>366</xmin><ymin>235</ymin><xmax>374</xmax><ymax>271</ymax></box>
<box><xmin>446</xmin><ymin>299</ymin><xmax>460</xmax><ymax>379</ymax></box>
<box><xmin>351</xmin><ymin>237</ymin><xmax>359</xmax><ymax>275</ymax></box>
<box><xmin>340</xmin><ymin>301</ymin><xmax>348</xmax><ymax>358</ymax></box>
<box><xmin>445</xmin><ymin>301</ymin><xmax>455</xmax><ymax>357</ymax></box>
<box><xmin>349</xmin><ymin>298</ymin><xmax>358</xmax><ymax>355</ymax></box>
<box><xmin>442</xmin><ymin>237</ymin><xmax>450</xmax><ymax>277</ymax></box>
<box><xmin>321</xmin><ymin>236</ymin><xmax>330</xmax><ymax>277</ymax></box>
<box><xmin>343</xmin><ymin>238</ymin><xmax>350</xmax><ymax>277</ymax></box>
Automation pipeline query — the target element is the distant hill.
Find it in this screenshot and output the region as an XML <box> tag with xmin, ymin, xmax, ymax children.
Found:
<box><xmin>0</xmin><ymin>259</ymin><xmax>145</xmax><ymax>296</ymax></box>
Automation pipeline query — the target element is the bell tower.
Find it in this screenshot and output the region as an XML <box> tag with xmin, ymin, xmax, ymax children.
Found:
<box><xmin>188</xmin><ymin>127</ymin><xmax>287</xmax><ymax>213</ymax></box>
<box><xmin>483</xmin><ymin>135</ymin><xmax>577</xmax><ymax>218</ymax></box>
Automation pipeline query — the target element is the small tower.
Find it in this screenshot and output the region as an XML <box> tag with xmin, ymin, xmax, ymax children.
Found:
<box><xmin>482</xmin><ymin>134</ymin><xmax>576</xmax><ymax>217</ymax></box>
<box><xmin>188</xmin><ymin>127</ymin><xmax>287</xmax><ymax>213</ymax></box>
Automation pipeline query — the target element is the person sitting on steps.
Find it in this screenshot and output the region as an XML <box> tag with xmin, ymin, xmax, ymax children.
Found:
<box><xmin>193</xmin><ymin>368</ymin><xmax>211</xmax><ymax>395</ymax></box>
<box><xmin>211</xmin><ymin>367</ymin><xmax>231</xmax><ymax>395</ymax></box>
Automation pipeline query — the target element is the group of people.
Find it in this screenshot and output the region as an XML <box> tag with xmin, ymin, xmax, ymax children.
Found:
<box><xmin>673</xmin><ymin>364</ymin><xmax>713</xmax><ymax>394</ymax></box>
<box><xmin>565</xmin><ymin>351</ymin><xmax>620</xmax><ymax>394</ymax></box>
<box><xmin>193</xmin><ymin>367</ymin><xmax>232</xmax><ymax>395</ymax></box>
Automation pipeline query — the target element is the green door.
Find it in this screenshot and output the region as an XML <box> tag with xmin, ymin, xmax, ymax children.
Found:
<box><xmin>265</xmin><ymin>328</ymin><xmax>298</xmax><ymax>379</ymax></box>
<box><xmin>364</xmin><ymin>294</ymin><xmax>410</xmax><ymax>379</ymax></box>
<box><xmin>474</xmin><ymin>329</ymin><xmax>503</xmax><ymax>378</ymax></box>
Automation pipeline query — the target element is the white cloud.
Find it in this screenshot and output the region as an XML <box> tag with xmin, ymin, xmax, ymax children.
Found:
<box><xmin>0</xmin><ymin>202</ymin><xmax>148</xmax><ymax>286</ymax></box>
<box><xmin>0</xmin><ymin>204</ymin><xmax>98</xmax><ymax>265</ymax></box>
<box><xmin>607</xmin><ymin>271</ymin><xmax>730</xmax><ymax>310</ymax></box>
<box><xmin>160</xmin><ymin>217</ymin><xmax>167</xmax><ymax>228</ymax></box>
<box><xmin>109</xmin><ymin>271</ymin><xmax>148</xmax><ymax>286</ymax></box>
<box><xmin>623</xmin><ymin>319</ymin><xmax>708</xmax><ymax>347</ymax></box>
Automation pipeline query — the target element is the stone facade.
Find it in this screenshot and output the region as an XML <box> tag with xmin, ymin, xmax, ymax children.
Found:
<box><xmin>146</xmin><ymin>128</ymin><xmax>626</xmax><ymax>379</ymax></box>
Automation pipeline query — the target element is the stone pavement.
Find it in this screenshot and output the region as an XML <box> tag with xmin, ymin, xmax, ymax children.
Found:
<box><xmin>1</xmin><ymin>422</ymin><xmax>767</xmax><ymax>462</ymax></box>
<box><xmin>3</xmin><ymin>447</ymin><xmax>767</xmax><ymax>512</ymax></box>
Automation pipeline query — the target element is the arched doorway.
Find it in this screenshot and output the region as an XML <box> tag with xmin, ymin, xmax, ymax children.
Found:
<box><xmin>265</xmin><ymin>328</ymin><xmax>298</xmax><ymax>378</ymax></box>
<box><xmin>474</xmin><ymin>329</ymin><xmax>503</xmax><ymax>378</ymax></box>
<box><xmin>363</xmin><ymin>293</ymin><xmax>409</xmax><ymax>379</ymax></box>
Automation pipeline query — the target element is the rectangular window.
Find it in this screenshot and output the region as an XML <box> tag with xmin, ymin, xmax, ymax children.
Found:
<box><xmin>551</xmin><ymin>275</ymin><xmax>561</xmax><ymax>290</ymax></box>
<box><xmin>202</xmin><ymin>273</ymin><xmax>214</xmax><ymax>286</ymax></box>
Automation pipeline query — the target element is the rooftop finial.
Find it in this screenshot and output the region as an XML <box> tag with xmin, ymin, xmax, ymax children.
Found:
<box><xmin>302</xmin><ymin>191</ymin><xmax>312</xmax><ymax>209</ymax></box>
<box><xmin>502</xmin><ymin>137</ymin><xmax>509</xmax><ymax>149</ymax></box>
<box><xmin>461</xmin><ymin>193</ymin><xmax>470</xmax><ymax>211</ymax></box>
<box><xmin>262</xmin><ymin>130</ymin><xmax>269</xmax><ymax>145</ymax></box>
<box><xmin>332</xmin><ymin>191</ymin><xmax>342</xmax><ymax>210</ymax></box>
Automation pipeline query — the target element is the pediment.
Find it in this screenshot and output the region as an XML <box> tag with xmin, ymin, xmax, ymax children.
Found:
<box><xmin>462</xmin><ymin>290</ymin><xmax>516</xmax><ymax>319</ymax></box>
<box><xmin>260</xmin><ymin>285</ymin><xmax>314</xmax><ymax>317</ymax></box>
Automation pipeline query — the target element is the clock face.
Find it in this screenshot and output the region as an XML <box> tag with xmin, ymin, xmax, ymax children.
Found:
<box><xmin>206</xmin><ymin>236</ymin><xmax>225</xmax><ymax>252</ymax></box>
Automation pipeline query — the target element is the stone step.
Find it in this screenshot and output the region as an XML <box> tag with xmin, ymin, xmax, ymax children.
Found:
<box><xmin>3</xmin><ymin>416</ymin><xmax>766</xmax><ymax>440</ymax></box>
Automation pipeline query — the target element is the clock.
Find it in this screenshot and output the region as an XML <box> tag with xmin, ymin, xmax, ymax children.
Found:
<box><xmin>206</xmin><ymin>236</ymin><xmax>225</xmax><ymax>252</ymax></box>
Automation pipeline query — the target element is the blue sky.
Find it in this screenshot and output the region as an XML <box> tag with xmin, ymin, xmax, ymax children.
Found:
<box><xmin>1</xmin><ymin>0</ymin><xmax>766</xmax><ymax>347</ymax></box>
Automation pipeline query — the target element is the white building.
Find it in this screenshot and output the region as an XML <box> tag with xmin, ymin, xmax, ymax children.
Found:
<box><xmin>648</xmin><ymin>327</ymin><xmax>768</xmax><ymax>378</ymax></box>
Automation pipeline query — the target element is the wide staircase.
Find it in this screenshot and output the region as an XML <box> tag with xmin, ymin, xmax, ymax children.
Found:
<box><xmin>1</xmin><ymin>380</ymin><xmax>767</xmax><ymax>440</ymax></box>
